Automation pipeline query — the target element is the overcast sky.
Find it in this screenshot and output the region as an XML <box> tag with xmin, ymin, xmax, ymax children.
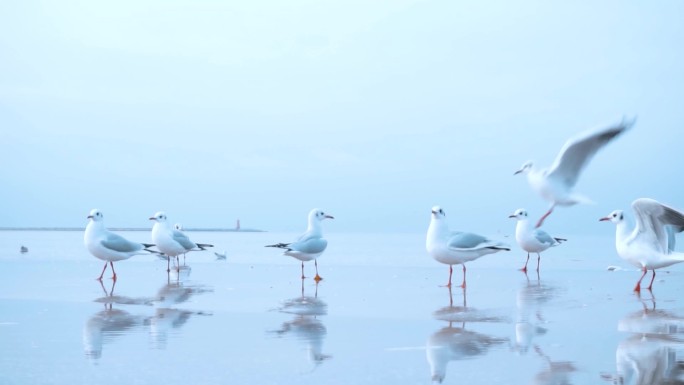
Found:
<box><xmin>1</xmin><ymin>1</ymin><xmax>683</xmax><ymax>234</ymax></box>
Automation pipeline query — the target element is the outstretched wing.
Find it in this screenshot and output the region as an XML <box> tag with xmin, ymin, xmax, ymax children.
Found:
<box><xmin>632</xmin><ymin>198</ymin><xmax>684</xmax><ymax>253</ymax></box>
<box><xmin>101</xmin><ymin>232</ymin><xmax>143</xmax><ymax>253</ymax></box>
<box><xmin>547</xmin><ymin>117</ymin><xmax>634</xmax><ymax>188</ymax></box>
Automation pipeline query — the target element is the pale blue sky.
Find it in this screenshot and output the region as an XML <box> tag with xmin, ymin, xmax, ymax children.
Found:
<box><xmin>1</xmin><ymin>1</ymin><xmax>683</xmax><ymax>234</ymax></box>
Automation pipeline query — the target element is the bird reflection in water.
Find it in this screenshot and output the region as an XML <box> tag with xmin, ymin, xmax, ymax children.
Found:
<box><xmin>270</xmin><ymin>279</ymin><xmax>331</xmax><ymax>371</ymax></box>
<box><xmin>83</xmin><ymin>280</ymin><xmax>153</xmax><ymax>361</ymax></box>
<box><xmin>512</xmin><ymin>271</ymin><xmax>558</xmax><ymax>355</ymax></box>
<box><xmin>427</xmin><ymin>287</ymin><xmax>508</xmax><ymax>383</ymax></box>
<box><xmin>148</xmin><ymin>276</ymin><xmax>212</xmax><ymax>349</ymax></box>
<box><xmin>603</xmin><ymin>293</ymin><xmax>684</xmax><ymax>385</ymax></box>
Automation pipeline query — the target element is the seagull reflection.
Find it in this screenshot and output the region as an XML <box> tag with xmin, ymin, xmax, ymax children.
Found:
<box><xmin>427</xmin><ymin>288</ymin><xmax>508</xmax><ymax>383</ymax></box>
<box><xmin>270</xmin><ymin>279</ymin><xmax>331</xmax><ymax>370</ymax></box>
<box><xmin>83</xmin><ymin>280</ymin><xmax>151</xmax><ymax>361</ymax></box>
<box><xmin>532</xmin><ymin>345</ymin><xmax>577</xmax><ymax>385</ymax></box>
<box><xmin>148</xmin><ymin>279</ymin><xmax>212</xmax><ymax>349</ymax></box>
<box><xmin>512</xmin><ymin>271</ymin><xmax>559</xmax><ymax>355</ymax></box>
<box><xmin>604</xmin><ymin>296</ymin><xmax>684</xmax><ymax>385</ymax></box>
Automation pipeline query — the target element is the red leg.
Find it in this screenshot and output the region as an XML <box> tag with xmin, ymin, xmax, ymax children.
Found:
<box><xmin>97</xmin><ymin>262</ymin><xmax>108</xmax><ymax>281</ymax></box>
<box><xmin>314</xmin><ymin>260</ymin><xmax>322</xmax><ymax>282</ymax></box>
<box><xmin>110</xmin><ymin>261</ymin><xmax>117</xmax><ymax>281</ymax></box>
<box><xmin>460</xmin><ymin>265</ymin><xmax>467</xmax><ymax>289</ymax></box>
<box><xmin>535</xmin><ymin>206</ymin><xmax>554</xmax><ymax>228</ymax></box>
<box><xmin>536</xmin><ymin>253</ymin><xmax>541</xmax><ymax>272</ymax></box>
<box><xmin>520</xmin><ymin>253</ymin><xmax>530</xmax><ymax>272</ymax></box>
<box><xmin>442</xmin><ymin>265</ymin><xmax>453</xmax><ymax>288</ymax></box>
<box><xmin>634</xmin><ymin>268</ymin><xmax>648</xmax><ymax>292</ymax></box>
<box><xmin>647</xmin><ymin>270</ymin><xmax>656</xmax><ymax>290</ymax></box>
<box><xmin>301</xmin><ymin>262</ymin><xmax>306</xmax><ymax>279</ymax></box>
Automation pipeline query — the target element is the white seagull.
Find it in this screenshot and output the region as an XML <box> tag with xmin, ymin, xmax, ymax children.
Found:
<box><xmin>149</xmin><ymin>212</ymin><xmax>213</xmax><ymax>272</ymax></box>
<box><xmin>515</xmin><ymin>117</ymin><xmax>635</xmax><ymax>228</ymax></box>
<box><xmin>84</xmin><ymin>209</ymin><xmax>157</xmax><ymax>281</ymax></box>
<box><xmin>266</xmin><ymin>208</ymin><xmax>334</xmax><ymax>282</ymax></box>
<box><xmin>600</xmin><ymin>198</ymin><xmax>684</xmax><ymax>292</ymax></box>
<box><xmin>426</xmin><ymin>206</ymin><xmax>510</xmax><ymax>288</ymax></box>
<box><xmin>508</xmin><ymin>208</ymin><xmax>566</xmax><ymax>272</ymax></box>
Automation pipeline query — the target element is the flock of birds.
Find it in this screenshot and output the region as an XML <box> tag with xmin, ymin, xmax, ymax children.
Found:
<box><xmin>83</xmin><ymin>117</ymin><xmax>684</xmax><ymax>293</ymax></box>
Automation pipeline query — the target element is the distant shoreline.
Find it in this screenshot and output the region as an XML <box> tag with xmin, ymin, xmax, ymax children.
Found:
<box><xmin>0</xmin><ymin>227</ymin><xmax>266</xmax><ymax>232</ymax></box>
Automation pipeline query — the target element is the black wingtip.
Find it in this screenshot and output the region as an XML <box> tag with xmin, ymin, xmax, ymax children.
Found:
<box><xmin>197</xmin><ymin>243</ymin><xmax>214</xmax><ymax>250</ymax></box>
<box><xmin>554</xmin><ymin>237</ymin><xmax>568</xmax><ymax>243</ymax></box>
<box><xmin>265</xmin><ymin>243</ymin><xmax>291</xmax><ymax>249</ymax></box>
<box><xmin>488</xmin><ymin>246</ymin><xmax>511</xmax><ymax>251</ymax></box>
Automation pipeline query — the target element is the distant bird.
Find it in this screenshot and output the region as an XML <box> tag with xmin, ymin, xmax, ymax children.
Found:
<box><xmin>426</xmin><ymin>206</ymin><xmax>510</xmax><ymax>288</ymax></box>
<box><xmin>508</xmin><ymin>208</ymin><xmax>566</xmax><ymax>272</ymax></box>
<box><xmin>20</xmin><ymin>245</ymin><xmax>28</xmax><ymax>253</ymax></box>
<box><xmin>266</xmin><ymin>209</ymin><xmax>334</xmax><ymax>282</ymax></box>
<box><xmin>214</xmin><ymin>250</ymin><xmax>227</xmax><ymax>261</ymax></box>
<box><xmin>84</xmin><ymin>209</ymin><xmax>157</xmax><ymax>281</ymax></box>
<box><xmin>600</xmin><ymin>198</ymin><xmax>684</xmax><ymax>292</ymax></box>
<box><xmin>515</xmin><ymin>117</ymin><xmax>635</xmax><ymax>228</ymax></box>
<box><xmin>149</xmin><ymin>212</ymin><xmax>213</xmax><ymax>272</ymax></box>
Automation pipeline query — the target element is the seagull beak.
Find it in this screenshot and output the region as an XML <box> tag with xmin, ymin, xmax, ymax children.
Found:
<box><xmin>508</xmin><ymin>214</ymin><xmax>516</xmax><ymax>218</ymax></box>
<box><xmin>87</xmin><ymin>215</ymin><xmax>93</xmax><ymax>219</ymax></box>
<box><xmin>325</xmin><ymin>215</ymin><xmax>334</xmax><ymax>219</ymax></box>
<box><xmin>513</xmin><ymin>169</ymin><xmax>523</xmax><ymax>175</ymax></box>
<box><xmin>149</xmin><ymin>217</ymin><xmax>156</xmax><ymax>221</ymax></box>
<box><xmin>599</xmin><ymin>217</ymin><xmax>610</xmax><ymax>222</ymax></box>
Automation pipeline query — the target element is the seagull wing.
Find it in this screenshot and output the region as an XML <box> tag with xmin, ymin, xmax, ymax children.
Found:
<box><xmin>101</xmin><ymin>232</ymin><xmax>144</xmax><ymax>253</ymax></box>
<box><xmin>533</xmin><ymin>229</ymin><xmax>557</xmax><ymax>246</ymax></box>
<box><xmin>447</xmin><ymin>232</ymin><xmax>492</xmax><ymax>251</ymax></box>
<box><xmin>546</xmin><ymin>118</ymin><xmax>634</xmax><ymax>188</ymax></box>
<box><xmin>632</xmin><ymin>198</ymin><xmax>684</xmax><ymax>253</ymax></box>
<box><xmin>289</xmin><ymin>237</ymin><xmax>328</xmax><ymax>254</ymax></box>
<box><xmin>171</xmin><ymin>229</ymin><xmax>197</xmax><ymax>250</ymax></box>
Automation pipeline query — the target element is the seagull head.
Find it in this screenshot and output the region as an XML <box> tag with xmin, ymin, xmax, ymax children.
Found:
<box><xmin>149</xmin><ymin>211</ymin><xmax>168</xmax><ymax>222</ymax></box>
<box><xmin>599</xmin><ymin>210</ymin><xmax>624</xmax><ymax>224</ymax></box>
<box><xmin>508</xmin><ymin>208</ymin><xmax>528</xmax><ymax>220</ymax></box>
<box><xmin>174</xmin><ymin>223</ymin><xmax>183</xmax><ymax>231</ymax></box>
<box><xmin>87</xmin><ymin>209</ymin><xmax>104</xmax><ymax>221</ymax></box>
<box><xmin>514</xmin><ymin>161</ymin><xmax>534</xmax><ymax>175</ymax></box>
<box><xmin>310</xmin><ymin>209</ymin><xmax>334</xmax><ymax>222</ymax></box>
<box><xmin>431</xmin><ymin>206</ymin><xmax>446</xmax><ymax>219</ymax></box>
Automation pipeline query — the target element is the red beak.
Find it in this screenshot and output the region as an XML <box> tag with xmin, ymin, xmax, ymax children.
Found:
<box><xmin>599</xmin><ymin>217</ymin><xmax>610</xmax><ymax>222</ymax></box>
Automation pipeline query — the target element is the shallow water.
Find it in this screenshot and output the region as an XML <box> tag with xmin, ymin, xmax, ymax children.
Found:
<box><xmin>1</xmin><ymin>231</ymin><xmax>684</xmax><ymax>384</ymax></box>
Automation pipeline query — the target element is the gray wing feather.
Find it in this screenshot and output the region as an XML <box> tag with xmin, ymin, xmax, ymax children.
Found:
<box><xmin>547</xmin><ymin>118</ymin><xmax>634</xmax><ymax>188</ymax></box>
<box><xmin>172</xmin><ymin>229</ymin><xmax>197</xmax><ymax>250</ymax></box>
<box><xmin>290</xmin><ymin>238</ymin><xmax>328</xmax><ymax>254</ymax></box>
<box><xmin>632</xmin><ymin>198</ymin><xmax>684</xmax><ymax>253</ymax></box>
<box><xmin>448</xmin><ymin>232</ymin><xmax>490</xmax><ymax>250</ymax></box>
<box><xmin>533</xmin><ymin>230</ymin><xmax>556</xmax><ymax>246</ymax></box>
<box><xmin>101</xmin><ymin>232</ymin><xmax>143</xmax><ymax>253</ymax></box>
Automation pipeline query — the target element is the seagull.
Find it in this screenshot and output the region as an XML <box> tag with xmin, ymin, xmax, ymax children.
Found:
<box><xmin>508</xmin><ymin>208</ymin><xmax>566</xmax><ymax>272</ymax></box>
<box><xmin>149</xmin><ymin>212</ymin><xmax>213</xmax><ymax>272</ymax></box>
<box><xmin>214</xmin><ymin>250</ymin><xmax>227</xmax><ymax>261</ymax></box>
<box><xmin>266</xmin><ymin>208</ymin><xmax>334</xmax><ymax>282</ymax></box>
<box><xmin>84</xmin><ymin>209</ymin><xmax>157</xmax><ymax>281</ymax></box>
<box><xmin>426</xmin><ymin>206</ymin><xmax>510</xmax><ymax>288</ymax></box>
<box><xmin>20</xmin><ymin>245</ymin><xmax>28</xmax><ymax>253</ymax></box>
<box><xmin>600</xmin><ymin>198</ymin><xmax>684</xmax><ymax>292</ymax></box>
<box><xmin>515</xmin><ymin>117</ymin><xmax>635</xmax><ymax>228</ymax></box>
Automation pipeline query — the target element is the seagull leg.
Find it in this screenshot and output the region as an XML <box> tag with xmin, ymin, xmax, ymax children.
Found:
<box><xmin>314</xmin><ymin>260</ymin><xmax>322</xmax><ymax>282</ymax></box>
<box><xmin>441</xmin><ymin>265</ymin><xmax>453</xmax><ymax>288</ymax></box>
<box><xmin>520</xmin><ymin>253</ymin><xmax>530</xmax><ymax>272</ymax></box>
<box><xmin>300</xmin><ymin>262</ymin><xmax>306</xmax><ymax>279</ymax></box>
<box><xmin>535</xmin><ymin>205</ymin><xmax>555</xmax><ymax>228</ymax></box>
<box><xmin>97</xmin><ymin>262</ymin><xmax>108</xmax><ymax>281</ymax></box>
<box><xmin>166</xmin><ymin>255</ymin><xmax>171</xmax><ymax>273</ymax></box>
<box><xmin>460</xmin><ymin>265</ymin><xmax>467</xmax><ymax>289</ymax></box>
<box><xmin>536</xmin><ymin>253</ymin><xmax>541</xmax><ymax>272</ymax></box>
<box><xmin>110</xmin><ymin>261</ymin><xmax>117</xmax><ymax>281</ymax></box>
<box><xmin>634</xmin><ymin>268</ymin><xmax>648</xmax><ymax>292</ymax></box>
<box><xmin>647</xmin><ymin>270</ymin><xmax>656</xmax><ymax>290</ymax></box>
